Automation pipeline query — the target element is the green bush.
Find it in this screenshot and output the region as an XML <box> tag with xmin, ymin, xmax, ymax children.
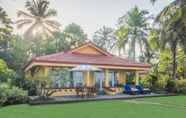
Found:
<box><xmin>0</xmin><ymin>82</ymin><xmax>28</xmax><ymax>106</ymax></box>
<box><xmin>165</xmin><ymin>80</ymin><xmax>176</xmax><ymax>93</ymax></box>
<box><xmin>141</xmin><ymin>76</ymin><xmax>150</xmax><ymax>88</ymax></box>
<box><xmin>140</xmin><ymin>74</ymin><xmax>158</xmax><ymax>90</ymax></box>
<box><xmin>175</xmin><ymin>79</ymin><xmax>186</xmax><ymax>94</ymax></box>
<box><xmin>0</xmin><ymin>59</ymin><xmax>15</xmax><ymax>81</ymax></box>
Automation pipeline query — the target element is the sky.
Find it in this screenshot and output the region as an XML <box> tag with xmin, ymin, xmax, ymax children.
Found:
<box><xmin>1</xmin><ymin>0</ymin><xmax>172</xmax><ymax>38</ymax></box>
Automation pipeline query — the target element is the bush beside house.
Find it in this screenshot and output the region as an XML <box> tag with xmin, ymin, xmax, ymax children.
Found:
<box><xmin>0</xmin><ymin>82</ymin><xmax>28</xmax><ymax>106</ymax></box>
<box><xmin>0</xmin><ymin>59</ymin><xmax>28</xmax><ymax>106</ymax></box>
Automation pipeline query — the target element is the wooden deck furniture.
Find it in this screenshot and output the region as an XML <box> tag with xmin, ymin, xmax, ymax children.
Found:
<box><xmin>76</xmin><ymin>87</ymin><xmax>98</xmax><ymax>97</ymax></box>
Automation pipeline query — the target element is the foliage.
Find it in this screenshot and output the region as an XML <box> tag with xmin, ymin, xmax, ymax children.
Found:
<box><xmin>115</xmin><ymin>6</ymin><xmax>151</xmax><ymax>61</ymax></box>
<box><xmin>63</xmin><ymin>23</ymin><xmax>87</xmax><ymax>48</ymax></box>
<box><xmin>26</xmin><ymin>67</ymin><xmax>53</xmax><ymax>97</ymax></box>
<box><xmin>165</xmin><ymin>79</ymin><xmax>176</xmax><ymax>93</ymax></box>
<box><xmin>141</xmin><ymin>73</ymin><xmax>158</xmax><ymax>90</ymax></box>
<box><xmin>43</xmin><ymin>32</ymin><xmax>70</xmax><ymax>53</ymax></box>
<box><xmin>16</xmin><ymin>0</ymin><xmax>61</xmax><ymax>39</ymax></box>
<box><xmin>93</xmin><ymin>26</ymin><xmax>116</xmax><ymax>52</ymax></box>
<box><xmin>158</xmin><ymin>48</ymin><xmax>184</xmax><ymax>79</ymax></box>
<box><xmin>27</xmin><ymin>23</ymin><xmax>88</xmax><ymax>56</ymax></box>
<box><xmin>142</xmin><ymin>29</ymin><xmax>160</xmax><ymax>63</ymax></box>
<box><xmin>8</xmin><ymin>36</ymin><xmax>30</xmax><ymax>69</ymax></box>
<box><xmin>0</xmin><ymin>81</ymin><xmax>28</xmax><ymax>106</ymax></box>
<box><xmin>175</xmin><ymin>79</ymin><xmax>186</xmax><ymax>94</ymax></box>
<box><xmin>155</xmin><ymin>0</ymin><xmax>186</xmax><ymax>79</ymax></box>
<box><xmin>0</xmin><ymin>7</ymin><xmax>12</xmax><ymax>50</ymax></box>
<box><xmin>0</xmin><ymin>59</ymin><xmax>15</xmax><ymax>82</ymax></box>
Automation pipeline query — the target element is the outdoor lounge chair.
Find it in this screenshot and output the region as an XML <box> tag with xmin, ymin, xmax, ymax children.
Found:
<box><xmin>136</xmin><ymin>85</ymin><xmax>151</xmax><ymax>94</ymax></box>
<box><xmin>124</xmin><ymin>84</ymin><xmax>139</xmax><ymax>95</ymax></box>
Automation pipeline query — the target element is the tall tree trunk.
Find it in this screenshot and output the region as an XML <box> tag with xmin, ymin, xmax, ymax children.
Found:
<box><xmin>134</xmin><ymin>40</ymin><xmax>136</xmax><ymax>61</ymax></box>
<box><xmin>118</xmin><ymin>47</ymin><xmax>121</xmax><ymax>56</ymax></box>
<box><xmin>132</xmin><ymin>28</ymin><xmax>137</xmax><ymax>61</ymax></box>
<box><xmin>171</xmin><ymin>41</ymin><xmax>177</xmax><ymax>80</ymax></box>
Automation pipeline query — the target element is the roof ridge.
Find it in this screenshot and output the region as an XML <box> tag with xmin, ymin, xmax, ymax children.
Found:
<box><xmin>34</xmin><ymin>51</ymin><xmax>65</xmax><ymax>60</ymax></box>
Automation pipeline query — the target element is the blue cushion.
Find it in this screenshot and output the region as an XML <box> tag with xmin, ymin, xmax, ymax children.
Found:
<box><xmin>124</xmin><ymin>84</ymin><xmax>132</xmax><ymax>94</ymax></box>
<box><xmin>136</xmin><ymin>85</ymin><xmax>143</xmax><ymax>94</ymax></box>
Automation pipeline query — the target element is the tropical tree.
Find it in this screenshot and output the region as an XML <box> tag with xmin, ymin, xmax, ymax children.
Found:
<box><xmin>42</xmin><ymin>32</ymin><xmax>71</xmax><ymax>54</ymax></box>
<box><xmin>26</xmin><ymin>22</ymin><xmax>87</xmax><ymax>56</ymax></box>
<box><xmin>93</xmin><ymin>26</ymin><xmax>116</xmax><ymax>52</ymax></box>
<box><xmin>0</xmin><ymin>7</ymin><xmax>12</xmax><ymax>51</ymax></box>
<box><xmin>115</xmin><ymin>6</ymin><xmax>151</xmax><ymax>61</ymax></box>
<box><xmin>156</xmin><ymin>3</ymin><xmax>181</xmax><ymax>80</ymax></box>
<box><xmin>8</xmin><ymin>36</ymin><xmax>30</xmax><ymax>70</ymax></box>
<box><xmin>16</xmin><ymin>0</ymin><xmax>61</xmax><ymax>39</ymax></box>
<box><xmin>151</xmin><ymin>0</ymin><xmax>186</xmax><ymax>79</ymax></box>
<box><xmin>63</xmin><ymin>23</ymin><xmax>87</xmax><ymax>48</ymax></box>
<box><xmin>143</xmin><ymin>29</ymin><xmax>160</xmax><ymax>63</ymax></box>
<box><xmin>0</xmin><ymin>59</ymin><xmax>15</xmax><ymax>82</ymax></box>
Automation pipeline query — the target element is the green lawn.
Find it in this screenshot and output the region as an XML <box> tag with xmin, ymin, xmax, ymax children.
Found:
<box><xmin>0</xmin><ymin>96</ymin><xmax>186</xmax><ymax>118</ymax></box>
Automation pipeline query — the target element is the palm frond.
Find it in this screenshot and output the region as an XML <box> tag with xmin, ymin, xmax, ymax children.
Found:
<box><xmin>16</xmin><ymin>19</ymin><xmax>33</xmax><ymax>29</ymax></box>
<box><xmin>44</xmin><ymin>20</ymin><xmax>61</xmax><ymax>30</ymax></box>
<box><xmin>17</xmin><ymin>10</ymin><xmax>35</xmax><ymax>19</ymax></box>
<box><xmin>44</xmin><ymin>9</ymin><xmax>57</xmax><ymax>18</ymax></box>
<box><xmin>17</xmin><ymin>0</ymin><xmax>60</xmax><ymax>39</ymax></box>
<box><xmin>16</xmin><ymin>19</ymin><xmax>32</xmax><ymax>24</ymax></box>
<box><xmin>155</xmin><ymin>0</ymin><xmax>179</xmax><ymax>23</ymax></box>
<box><xmin>23</xmin><ymin>21</ymin><xmax>39</xmax><ymax>39</ymax></box>
<box><xmin>45</xmin><ymin>20</ymin><xmax>61</xmax><ymax>27</ymax></box>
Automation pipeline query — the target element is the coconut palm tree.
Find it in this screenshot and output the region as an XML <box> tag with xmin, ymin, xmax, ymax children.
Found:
<box><xmin>16</xmin><ymin>0</ymin><xmax>61</xmax><ymax>39</ymax></box>
<box><xmin>152</xmin><ymin>0</ymin><xmax>186</xmax><ymax>79</ymax></box>
<box><xmin>115</xmin><ymin>6</ymin><xmax>151</xmax><ymax>61</ymax></box>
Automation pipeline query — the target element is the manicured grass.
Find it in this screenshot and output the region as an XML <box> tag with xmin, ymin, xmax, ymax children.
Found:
<box><xmin>0</xmin><ymin>96</ymin><xmax>186</xmax><ymax>118</ymax></box>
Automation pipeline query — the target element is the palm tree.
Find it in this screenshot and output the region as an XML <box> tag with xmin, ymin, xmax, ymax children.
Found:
<box><xmin>115</xmin><ymin>6</ymin><xmax>151</xmax><ymax>61</ymax></box>
<box><xmin>93</xmin><ymin>26</ymin><xmax>116</xmax><ymax>52</ymax></box>
<box><xmin>153</xmin><ymin>0</ymin><xmax>186</xmax><ymax>79</ymax></box>
<box><xmin>155</xmin><ymin>0</ymin><xmax>185</xmax><ymax>80</ymax></box>
<box><xmin>16</xmin><ymin>0</ymin><xmax>61</xmax><ymax>39</ymax></box>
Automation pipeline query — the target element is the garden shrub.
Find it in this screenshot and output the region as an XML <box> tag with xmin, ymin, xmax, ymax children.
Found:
<box><xmin>154</xmin><ymin>74</ymin><xmax>170</xmax><ymax>91</ymax></box>
<box><xmin>0</xmin><ymin>59</ymin><xmax>15</xmax><ymax>81</ymax></box>
<box><xmin>175</xmin><ymin>79</ymin><xmax>186</xmax><ymax>94</ymax></box>
<box><xmin>0</xmin><ymin>82</ymin><xmax>28</xmax><ymax>106</ymax></box>
<box><xmin>165</xmin><ymin>80</ymin><xmax>176</xmax><ymax>93</ymax></box>
<box><xmin>141</xmin><ymin>76</ymin><xmax>150</xmax><ymax>88</ymax></box>
<box><xmin>141</xmin><ymin>74</ymin><xmax>158</xmax><ymax>91</ymax></box>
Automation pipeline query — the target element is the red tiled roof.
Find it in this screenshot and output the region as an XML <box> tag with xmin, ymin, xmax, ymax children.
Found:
<box><xmin>32</xmin><ymin>52</ymin><xmax>150</xmax><ymax>68</ymax></box>
<box><xmin>26</xmin><ymin>42</ymin><xmax>151</xmax><ymax>70</ymax></box>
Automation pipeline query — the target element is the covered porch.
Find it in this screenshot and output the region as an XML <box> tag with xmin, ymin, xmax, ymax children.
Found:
<box><xmin>32</xmin><ymin>64</ymin><xmax>147</xmax><ymax>97</ymax></box>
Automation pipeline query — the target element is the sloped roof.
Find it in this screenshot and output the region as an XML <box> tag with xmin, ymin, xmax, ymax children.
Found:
<box><xmin>25</xmin><ymin>42</ymin><xmax>150</xmax><ymax>71</ymax></box>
